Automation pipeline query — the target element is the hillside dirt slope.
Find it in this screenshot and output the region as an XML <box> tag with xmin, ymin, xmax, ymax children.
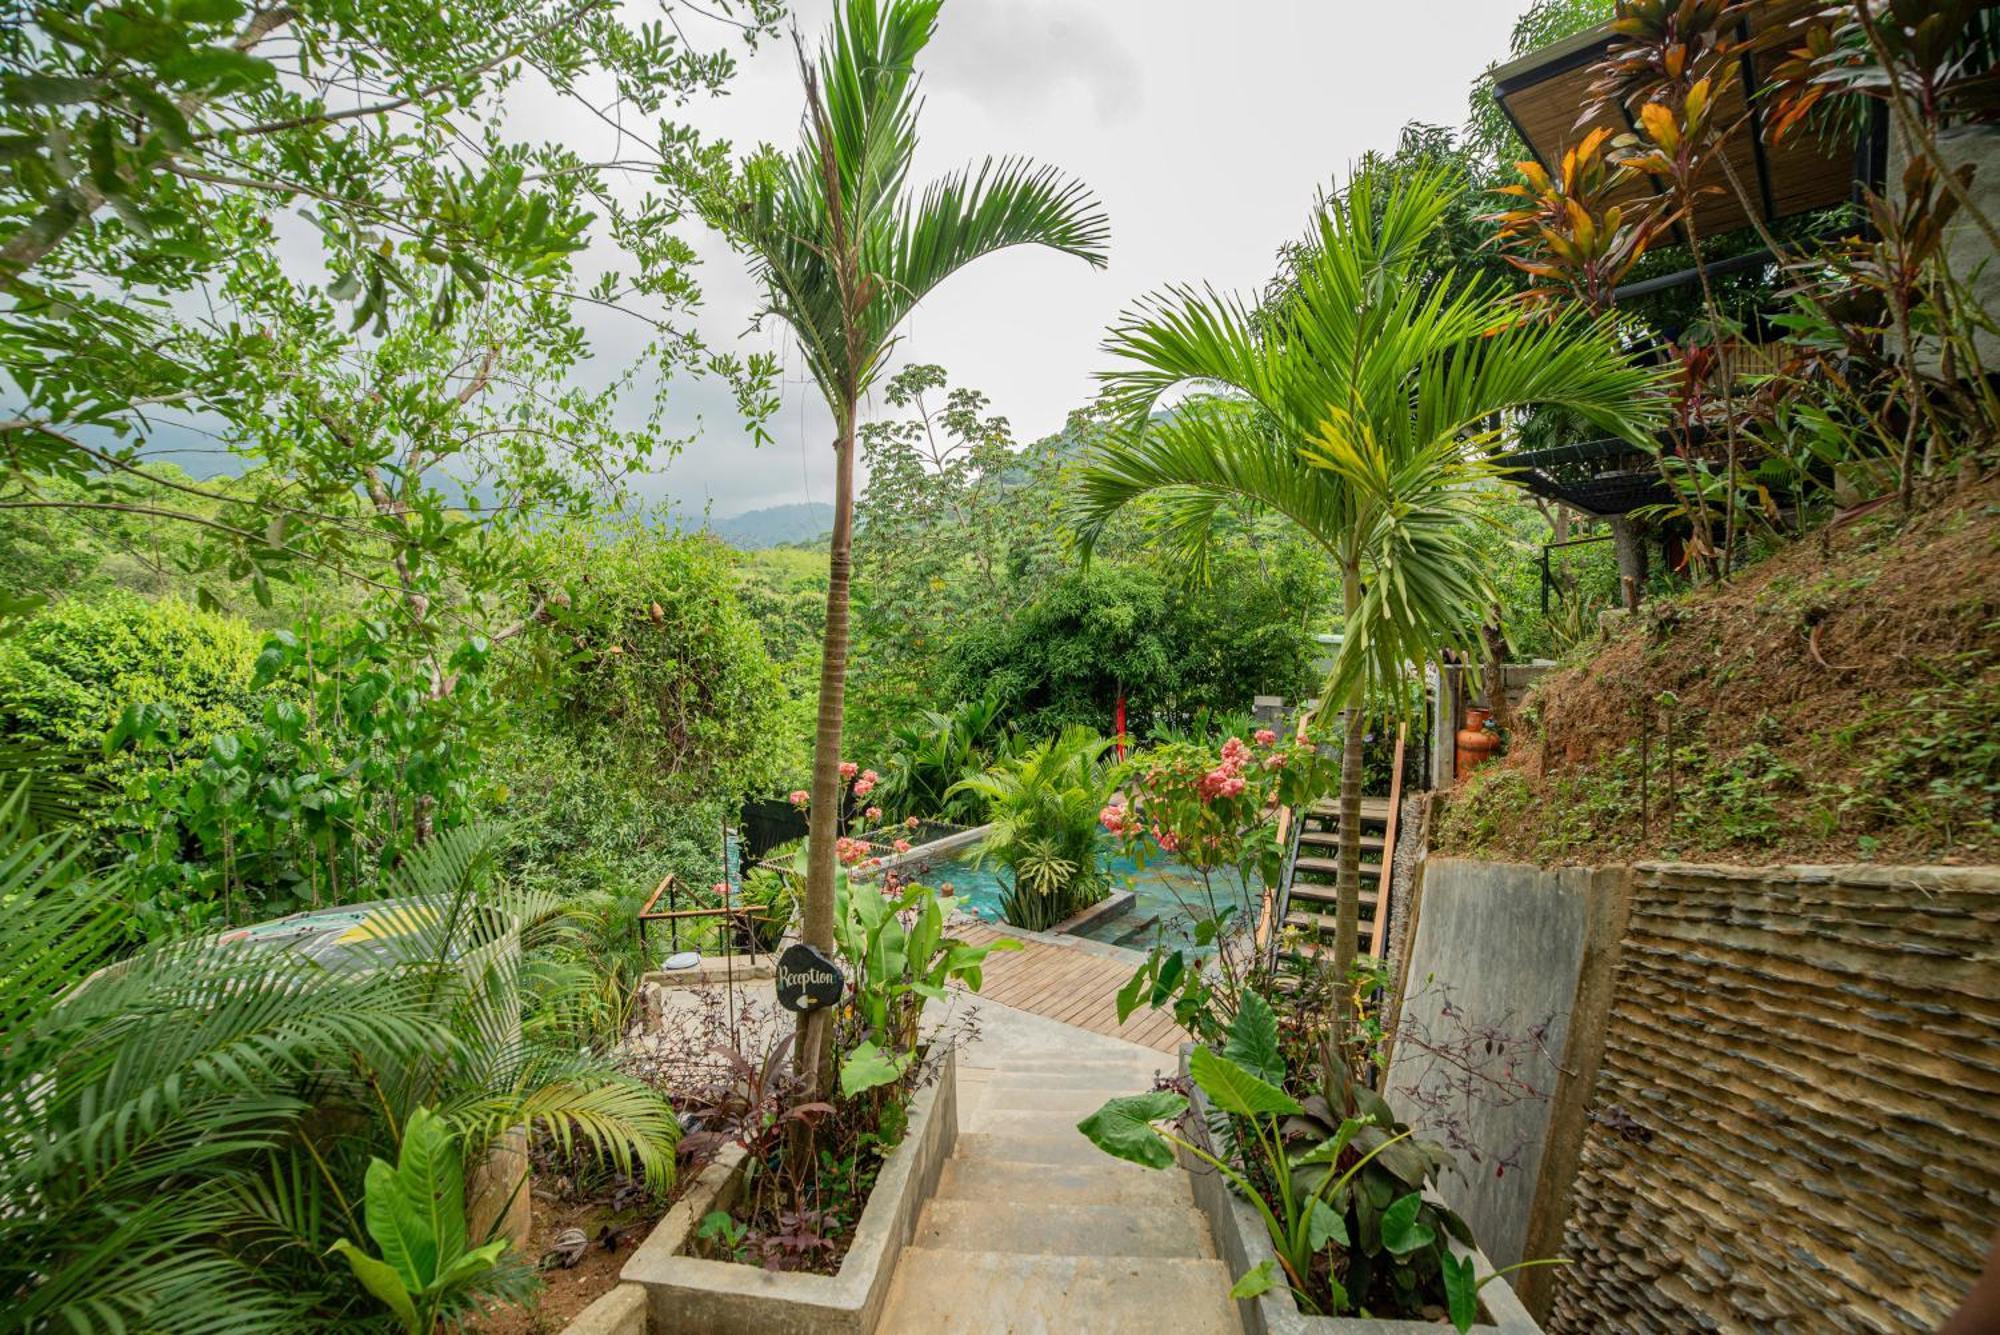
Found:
<box><xmin>1436</xmin><ymin>478</ymin><xmax>2000</xmax><ymax>867</ymax></box>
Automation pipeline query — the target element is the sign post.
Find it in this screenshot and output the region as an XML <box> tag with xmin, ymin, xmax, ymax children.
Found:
<box><xmin>775</xmin><ymin>942</ymin><xmax>844</xmax><ymax>1013</ymax></box>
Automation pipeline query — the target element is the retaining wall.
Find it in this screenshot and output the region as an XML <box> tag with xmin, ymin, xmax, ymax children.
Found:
<box><xmin>1547</xmin><ymin>862</ymin><xmax>2000</xmax><ymax>1333</ymax></box>
<box><xmin>1383</xmin><ymin>858</ymin><xmax>1626</xmax><ymax>1281</ymax></box>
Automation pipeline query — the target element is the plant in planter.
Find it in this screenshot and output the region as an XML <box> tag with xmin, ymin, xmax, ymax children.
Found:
<box><xmin>949</xmin><ymin>725</ymin><xmax>1119</xmax><ymax>931</ymax></box>
<box><xmin>1105</xmin><ymin>731</ymin><xmax>1335</xmax><ymax>1042</ymax></box>
<box><xmin>677</xmin><ymin>875</ymin><xmax>1015</xmax><ymax>1273</ymax></box>
<box><xmin>1080</xmin><ymin>992</ymin><xmax>1558</xmax><ymax>1330</ymax></box>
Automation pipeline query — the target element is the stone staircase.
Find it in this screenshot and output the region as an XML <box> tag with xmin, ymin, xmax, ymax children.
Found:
<box><xmin>882</xmin><ymin>1002</ymin><xmax>1241</xmax><ymax>1334</ymax></box>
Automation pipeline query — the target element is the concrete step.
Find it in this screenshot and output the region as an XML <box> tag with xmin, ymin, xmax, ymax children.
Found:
<box><xmin>974</xmin><ymin>1084</ymin><xmax>1143</xmax><ymax>1115</ymax></box>
<box><xmin>965</xmin><ymin>1063</ymin><xmax>1165</xmax><ymax>1091</ymax></box>
<box><xmin>935</xmin><ymin>1156</ymin><xmax>1195</xmax><ymax>1209</ymax></box>
<box><xmin>880</xmin><ymin>1249</ymin><xmax>1241</xmax><ymax>1335</ymax></box>
<box><xmin>968</xmin><ymin>1107</ymin><xmax>1128</xmax><ymax>1139</ymax></box>
<box><xmin>955</xmin><ymin>1130</ymin><xmax>1131</xmax><ymax>1169</ymax></box>
<box><xmin>914</xmin><ymin>1199</ymin><xmax>1213</xmax><ymax>1259</ymax></box>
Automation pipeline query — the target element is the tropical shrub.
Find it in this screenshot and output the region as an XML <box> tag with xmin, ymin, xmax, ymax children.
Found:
<box><xmin>490</xmin><ymin>732</ymin><xmax>731</xmax><ymax>926</ymax></box>
<box><xmin>950</xmin><ymin>726</ymin><xmax>1119</xmax><ymax>931</ymax></box>
<box><xmin>1107</xmin><ymin>731</ymin><xmax>1335</xmax><ymax>1042</ymax></box>
<box><xmin>0</xmin><ymin>592</ymin><xmax>259</xmax><ymax>826</ymax></box>
<box><xmin>872</xmin><ymin>693</ymin><xmax>1017</xmax><ymax>825</ymax></box>
<box><xmin>833</xmin><ymin>877</ymin><xmax>1018</xmax><ymax>1100</ymax></box>
<box><xmin>507</xmin><ymin>525</ymin><xmax>789</xmax><ymax>803</ymax></box>
<box><xmin>331</xmin><ymin>1107</ymin><xmax>520</xmax><ymax>1333</ymax></box>
<box><xmin>105</xmin><ymin>615</ymin><xmax>498</xmax><ymax>938</ymax></box>
<box><xmin>1080</xmin><ymin>992</ymin><xmax>1554</xmax><ymax>1329</ymax></box>
<box><xmin>0</xmin><ymin>810</ymin><xmax>679</xmax><ymax>1331</ymax></box>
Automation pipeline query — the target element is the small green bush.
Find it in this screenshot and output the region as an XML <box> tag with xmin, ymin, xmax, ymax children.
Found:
<box><xmin>0</xmin><ymin>593</ymin><xmax>260</xmax><ymax>824</ymax></box>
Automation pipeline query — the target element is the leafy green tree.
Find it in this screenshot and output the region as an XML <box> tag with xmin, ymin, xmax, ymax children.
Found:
<box><xmin>0</xmin><ymin>592</ymin><xmax>258</xmax><ymax>781</ymax></box>
<box><xmin>2</xmin><ymin>0</ymin><xmax>780</xmax><ymax>635</ymax></box>
<box><xmin>942</xmin><ymin>560</ymin><xmax>1320</xmax><ymax>744</ymax></box>
<box><xmin>1078</xmin><ymin>164</ymin><xmax>1657</xmax><ymax>993</ymax></box>
<box><xmin>681</xmin><ymin>0</ymin><xmax>1108</xmax><ymax>1092</ymax></box>
<box><xmin>505</xmin><ymin>522</ymin><xmax>788</xmax><ymax>802</ymax></box>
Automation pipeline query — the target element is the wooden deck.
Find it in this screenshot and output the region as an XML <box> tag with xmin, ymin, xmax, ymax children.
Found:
<box><xmin>951</xmin><ymin>922</ymin><xmax>1189</xmax><ymax>1054</ymax></box>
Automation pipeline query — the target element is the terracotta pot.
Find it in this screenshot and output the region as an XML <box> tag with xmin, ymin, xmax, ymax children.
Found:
<box><xmin>1456</xmin><ymin>706</ymin><xmax>1500</xmax><ymax>781</ymax></box>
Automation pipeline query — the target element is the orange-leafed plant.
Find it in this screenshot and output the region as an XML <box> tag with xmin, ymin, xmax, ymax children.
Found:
<box><xmin>1486</xmin><ymin>126</ymin><xmax>1669</xmax><ymax>315</ymax></box>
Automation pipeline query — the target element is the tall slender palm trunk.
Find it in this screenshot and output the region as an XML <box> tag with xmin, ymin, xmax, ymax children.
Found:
<box><xmin>1333</xmin><ymin>558</ymin><xmax>1364</xmax><ymax>1012</ymax></box>
<box><xmin>797</xmin><ymin>403</ymin><xmax>858</xmax><ymax>1096</ymax></box>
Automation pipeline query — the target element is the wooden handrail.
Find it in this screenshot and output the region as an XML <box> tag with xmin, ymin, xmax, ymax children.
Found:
<box><xmin>1376</xmin><ymin>724</ymin><xmax>1407</xmax><ymax>909</ymax></box>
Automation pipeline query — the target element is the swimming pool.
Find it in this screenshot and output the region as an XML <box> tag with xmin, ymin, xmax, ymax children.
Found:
<box><xmin>888</xmin><ymin>842</ymin><xmax>1251</xmax><ymax>953</ymax></box>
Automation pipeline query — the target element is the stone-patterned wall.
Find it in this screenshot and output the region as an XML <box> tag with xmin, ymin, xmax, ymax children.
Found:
<box><xmin>1549</xmin><ymin>863</ymin><xmax>2000</xmax><ymax>1332</ymax></box>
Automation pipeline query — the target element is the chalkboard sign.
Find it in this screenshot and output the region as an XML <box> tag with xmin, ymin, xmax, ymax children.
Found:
<box><xmin>776</xmin><ymin>943</ymin><xmax>844</xmax><ymax>1013</ymax></box>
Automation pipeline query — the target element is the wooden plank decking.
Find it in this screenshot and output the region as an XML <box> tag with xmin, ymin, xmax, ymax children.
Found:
<box><xmin>951</xmin><ymin>921</ymin><xmax>1189</xmax><ymax>1054</ymax></box>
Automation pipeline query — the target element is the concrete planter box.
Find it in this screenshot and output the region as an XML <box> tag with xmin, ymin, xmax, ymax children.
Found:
<box><xmin>620</xmin><ymin>1046</ymin><xmax>958</xmax><ymax>1334</ymax></box>
<box><xmin>1179</xmin><ymin>1062</ymin><xmax>1540</xmax><ymax>1335</ymax></box>
<box><xmin>1051</xmin><ymin>887</ymin><xmax>1135</xmax><ymax>937</ymax></box>
<box><xmin>559</xmin><ymin>1281</ymin><xmax>648</xmax><ymax>1335</ymax></box>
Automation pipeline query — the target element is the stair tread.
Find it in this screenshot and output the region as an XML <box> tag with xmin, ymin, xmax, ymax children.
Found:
<box><xmin>1298</xmin><ymin>831</ymin><xmax>1385</xmax><ymax>850</ymax></box>
<box><xmin>1308</xmin><ymin>797</ymin><xmax>1393</xmax><ymax>820</ymax></box>
<box><xmin>1287</xmin><ymin>882</ymin><xmax>1380</xmax><ymax>906</ymax></box>
<box><xmin>1285</xmin><ymin>909</ymin><xmax>1384</xmax><ymax>933</ymax></box>
<box><xmin>954</xmin><ymin>1131</ymin><xmax>1136</xmax><ymax>1168</ymax></box>
<box><xmin>881</xmin><ymin>1249</ymin><xmax>1239</xmax><ymax>1335</ymax></box>
<box><xmin>1292</xmin><ymin>856</ymin><xmax>1385</xmax><ymax>878</ymax></box>
<box><xmin>915</xmin><ymin>1198</ymin><xmax>1211</xmax><ymax>1258</ymax></box>
<box><xmin>937</xmin><ymin>1156</ymin><xmax>1196</xmax><ymax>1208</ymax></box>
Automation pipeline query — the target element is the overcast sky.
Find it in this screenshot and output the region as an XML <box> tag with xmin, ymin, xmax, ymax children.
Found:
<box><xmin>127</xmin><ymin>1</ymin><xmax>1531</xmax><ymax>522</ymax></box>
<box><xmin>619</xmin><ymin>0</ymin><xmax>1527</xmax><ymax>521</ymax></box>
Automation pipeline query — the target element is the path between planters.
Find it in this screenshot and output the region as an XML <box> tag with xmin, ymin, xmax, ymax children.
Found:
<box><xmin>882</xmin><ymin>995</ymin><xmax>1242</xmax><ymax>1335</ymax></box>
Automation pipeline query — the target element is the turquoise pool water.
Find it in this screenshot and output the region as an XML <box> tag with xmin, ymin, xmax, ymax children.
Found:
<box><xmin>899</xmin><ymin>845</ymin><xmax>1246</xmax><ymax>952</ymax></box>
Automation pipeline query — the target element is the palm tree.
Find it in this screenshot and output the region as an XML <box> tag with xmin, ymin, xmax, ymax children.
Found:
<box><xmin>690</xmin><ymin>0</ymin><xmax>1108</xmax><ymax>1089</ymax></box>
<box><xmin>1075</xmin><ymin>164</ymin><xmax>1659</xmax><ymax>996</ymax></box>
<box><xmin>948</xmin><ymin>725</ymin><xmax>1117</xmax><ymax>931</ymax></box>
<box><xmin>0</xmin><ymin>806</ymin><xmax>678</xmax><ymax>1331</ymax></box>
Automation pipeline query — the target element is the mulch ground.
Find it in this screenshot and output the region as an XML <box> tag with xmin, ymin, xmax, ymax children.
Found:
<box><xmin>1435</xmin><ymin>475</ymin><xmax>2000</xmax><ymax>867</ymax></box>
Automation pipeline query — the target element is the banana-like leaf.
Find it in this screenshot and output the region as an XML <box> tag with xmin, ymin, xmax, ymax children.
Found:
<box><xmin>1076</xmin><ymin>1091</ymin><xmax>1188</xmax><ymax>1170</ymax></box>
<box><xmin>1189</xmin><ymin>1047</ymin><xmax>1303</xmax><ymax>1118</ymax></box>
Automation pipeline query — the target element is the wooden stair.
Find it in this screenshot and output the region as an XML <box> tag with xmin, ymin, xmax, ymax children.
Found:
<box><xmin>1258</xmin><ymin>729</ymin><xmax>1405</xmax><ymax>964</ymax></box>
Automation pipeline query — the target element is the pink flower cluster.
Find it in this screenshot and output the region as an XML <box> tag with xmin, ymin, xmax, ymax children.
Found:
<box><xmin>893</xmin><ymin>838</ymin><xmax>912</xmax><ymax>854</ymax></box>
<box><xmin>835</xmin><ymin>836</ymin><xmax>871</xmax><ymax>866</ymax></box>
<box><xmin>1196</xmin><ymin>737</ymin><xmax>1252</xmax><ymax>802</ymax></box>
<box><xmin>788</xmin><ymin>789</ymin><xmax>809</xmax><ymax>809</ymax></box>
<box><xmin>839</xmin><ymin>761</ymin><xmax>858</xmax><ymax>781</ymax></box>
<box><xmin>905</xmin><ymin>816</ymin><xmax>919</xmax><ymax>830</ymax></box>
<box><xmin>865</xmin><ymin>805</ymin><xmax>884</xmax><ymax>823</ymax></box>
<box><xmin>1254</xmin><ymin>728</ymin><xmax>1278</xmax><ymax>747</ymax></box>
<box><xmin>853</xmin><ymin>769</ymin><xmax>878</xmax><ymax>798</ymax></box>
<box><xmin>1099</xmin><ymin>796</ymin><xmax>1130</xmax><ymax>834</ymax></box>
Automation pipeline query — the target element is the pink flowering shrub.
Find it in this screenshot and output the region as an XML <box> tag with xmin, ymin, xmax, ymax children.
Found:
<box><xmin>788</xmin><ymin>789</ymin><xmax>809</xmax><ymax>809</ymax></box>
<box><xmin>1109</xmin><ymin>735</ymin><xmax>1333</xmax><ymax>879</ymax></box>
